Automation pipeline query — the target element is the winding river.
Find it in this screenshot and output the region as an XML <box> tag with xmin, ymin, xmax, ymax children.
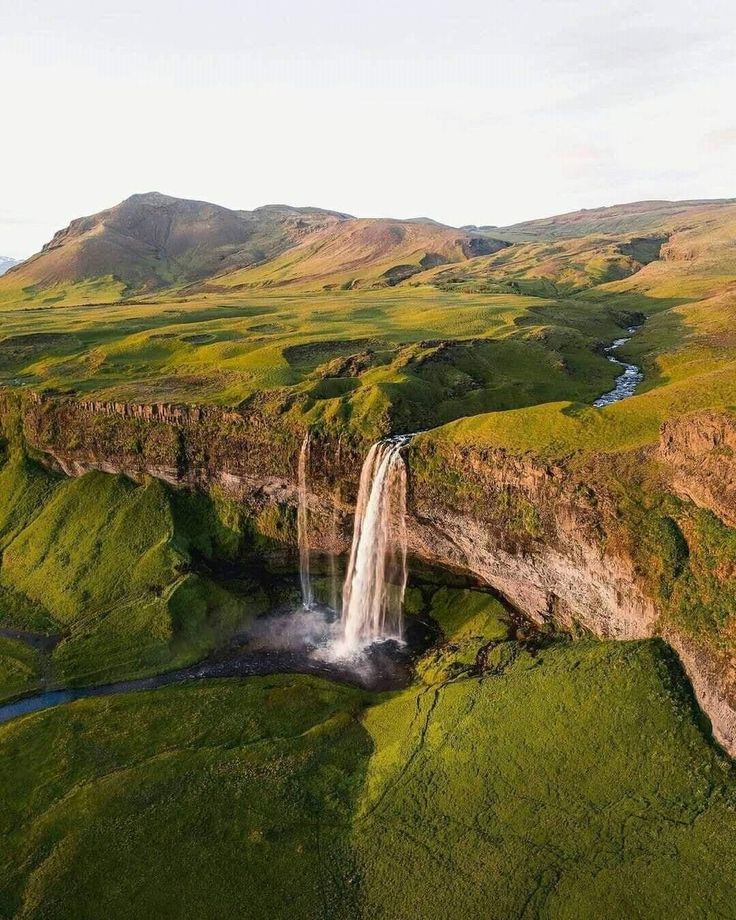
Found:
<box><xmin>593</xmin><ymin>326</ymin><xmax>644</xmax><ymax>407</ymax></box>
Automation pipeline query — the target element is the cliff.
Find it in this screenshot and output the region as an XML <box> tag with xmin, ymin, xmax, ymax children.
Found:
<box><xmin>3</xmin><ymin>390</ymin><xmax>736</xmax><ymax>755</ymax></box>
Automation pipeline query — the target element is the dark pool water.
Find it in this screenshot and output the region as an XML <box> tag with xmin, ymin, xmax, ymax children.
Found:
<box><xmin>0</xmin><ymin>604</ymin><xmax>436</xmax><ymax>726</ymax></box>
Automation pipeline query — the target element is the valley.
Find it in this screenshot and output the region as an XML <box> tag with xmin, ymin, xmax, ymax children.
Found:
<box><xmin>2</xmin><ymin>193</ymin><xmax>736</xmax><ymax>917</ymax></box>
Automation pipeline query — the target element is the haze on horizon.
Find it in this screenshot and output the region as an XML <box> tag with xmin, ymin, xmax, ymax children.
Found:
<box><xmin>2</xmin><ymin>0</ymin><xmax>735</xmax><ymax>258</ymax></box>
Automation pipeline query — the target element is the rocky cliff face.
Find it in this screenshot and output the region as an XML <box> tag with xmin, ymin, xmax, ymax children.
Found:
<box><xmin>659</xmin><ymin>411</ymin><xmax>736</xmax><ymax>527</ymax></box>
<box><xmin>407</xmin><ymin>440</ymin><xmax>658</xmax><ymax>640</ymax></box>
<box><xmin>3</xmin><ymin>390</ymin><xmax>736</xmax><ymax>755</ymax></box>
<box><xmin>408</xmin><ymin>431</ymin><xmax>736</xmax><ymax>756</ymax></box>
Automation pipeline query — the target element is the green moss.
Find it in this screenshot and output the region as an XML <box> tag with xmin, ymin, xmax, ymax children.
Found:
<box><xmin>172</xmin><ymin>486</ymin><xmax>246</xmax><ymax>561</ymax></box>
<box><xmin>416</xmin><ymin>587</ymin><xmax>513</xmax><ymax>684</ymax></box>
<box><xmin>667</xmin><ymin>507</ymin><xmax>736</xmax><ymax>645</ymax></box>
<box><xmin>251</xmin><ymin>502</ymin><xmax>296</xmax><ymax>546</ymax></box>
<box><xmin>497</xmin><ymin>490</ymin><xmax>545</xmax><ymax>537</ymax></box>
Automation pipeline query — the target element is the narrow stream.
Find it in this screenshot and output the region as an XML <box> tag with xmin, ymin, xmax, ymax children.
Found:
<box><xmin>593</xmin><ymin>326</ymin><xmax>644</xmax><ymax>407</ymax></box>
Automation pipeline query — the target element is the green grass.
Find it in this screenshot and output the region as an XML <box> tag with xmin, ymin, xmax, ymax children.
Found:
<box><xmin>1</xmin><ymin>200</ymin><xmax>735</xmax><ymax>452</ymax></box>
<box><xmin>0</xmin><ymin>452</ymin><xmax>268</xmax><ymax>687</ymax></box>
<box><xmin>356</xmin><ymin>639</ymin><xmax>736</xmax><ymax>920</ymax></box>
<box><xmin>0</xmin><ymin>676</ymin><xmax>370</xmax><ymax>920</ymax></box>
<box><xmin>0</xmin><ymin>286</ymin><xmax>635</xmax><ymax>439</ymax></box>
<box><xmin>1</xmin><ymin>634</ymin><xmax>734</xmax><ymax>919</ymax></box>
<box><xmin>0</xmin><ymin>636</ymin><xmax>44</xmax><ymax>702</ymax></box>
<box><xmin>0</xmin><ymin>227</ymin><xmax>730</xmax><ymax>451</ymax></box>
<box><xmin>415</xmin><ymin>586</ymin><xmax>513</xmax><ymax>683</ymax></box>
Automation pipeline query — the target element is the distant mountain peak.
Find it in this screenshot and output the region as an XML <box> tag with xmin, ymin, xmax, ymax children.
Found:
<box><xmin>3</xmin><ymin>194</ymin><xmax>735</xmax><ymax>300</ymax></box>
<box><xmin>0</xmin><ymin>255</ymin><xmax>20</xmax><ymax>276</ymax></box>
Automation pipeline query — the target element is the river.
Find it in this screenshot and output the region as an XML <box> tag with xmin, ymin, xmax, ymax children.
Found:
<box><xmin>0</xmin><ymin>605</ymin><xmax>436</xmax><ymax>726</ymax></box>
<box><xmin>593</xmin><ymin>326</ymin><xmax>643</xmax><ymax>407</ymax></box>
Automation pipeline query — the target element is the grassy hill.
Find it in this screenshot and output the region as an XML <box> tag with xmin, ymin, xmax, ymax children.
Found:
<box><xmin>425</xmin><ymin>201</ymin><xmax>736</xmax><ymax>457</ymax></box>
<box><xmin>0</xmin><ymin>285</ymin><xmax>633</xmax><ymax>436</ymax></box>
<box><xmin>487</xmin><ymin>198</ymin><xmax>736</xmax><ymax>242</ymax></box>
<box><xmin>2</xmin><ymin>193</ymin><xmax>736</xmax><ymax>455</ymax></box>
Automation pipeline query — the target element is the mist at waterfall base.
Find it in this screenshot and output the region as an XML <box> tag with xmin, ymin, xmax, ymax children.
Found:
<box><xmin>245</xmin><ymin>435</ymin><xmax>414</xmax><ymax>686</ymax></box>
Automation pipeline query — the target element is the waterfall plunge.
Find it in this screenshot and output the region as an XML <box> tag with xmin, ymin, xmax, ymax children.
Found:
<box><xmin>297</xmin><ymin>433</ymin><xmax>313</xmax><ymax>609</ymax></box>
<box><xmin>295</xmin><ymin>431</ymin><xmax>410</xmax><ymax>655</ymax></box>
<box><xmin>340</xmin><ymin>437</ymin><xmax>409</xmax><ymax>652</ymax></box>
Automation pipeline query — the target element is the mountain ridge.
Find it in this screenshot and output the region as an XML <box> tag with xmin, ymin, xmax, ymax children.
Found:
<box><xmin>2</xmin><ymin>192</ymin><xmax>734</xmax><ymax>302</ymax></box>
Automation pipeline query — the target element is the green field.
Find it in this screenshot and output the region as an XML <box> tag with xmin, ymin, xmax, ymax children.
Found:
<box><xmin>0</xmin><ymin>287</ymin><xmax>633</xmax><ymax>439</ymax></box>
<box><xmin>2</xmin><ymin>200</ymin><xmax>735</xmax><ymax>449</ymax></box>
<box><xmin>1</xmin><ymin>631</ymin><xmax>734</xmax><ymax>919</ymax></box>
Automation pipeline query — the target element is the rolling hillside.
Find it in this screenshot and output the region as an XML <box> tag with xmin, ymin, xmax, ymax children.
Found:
<box><xmin>200</xmin><ymin>217</ymin><xmax>508</xmax><ymax>292</ymax></box>
<box><xmin>3</xmin><ymin>194</ymin><xmax>735</xmax><ymax>304</ymax></box>
<box><xmin>0</xmin><ymin>194</ymin><xmax>735</xmax><ymax>438</ymax></box>
<box><xmin>485</xmin><ymin>198</ymin><xmax>736</xmax><ymax>242</ymax></box>
<box><xmin>0</xmin><ymin>193</ymin><xmax>509</xmax><ymax>301</ymax></box>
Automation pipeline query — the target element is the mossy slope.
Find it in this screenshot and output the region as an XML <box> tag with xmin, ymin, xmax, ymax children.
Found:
<box><xmin>0</xmin><ymin>452</ymin><xmax>266</xmax><ymax>692</ymax></box>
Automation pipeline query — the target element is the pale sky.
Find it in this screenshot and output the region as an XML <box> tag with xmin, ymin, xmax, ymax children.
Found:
<box><xmin>1</xmin><ymin>0</ymin><xmax>735</xmax><ymax>257</ymax></box>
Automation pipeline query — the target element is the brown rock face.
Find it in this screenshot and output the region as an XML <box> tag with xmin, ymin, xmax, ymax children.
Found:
<box><xmin>659</xmin><ymin>411</ymin><xmax>736</xmax><ymax>527</ymax></box>
<box><xmin>406</xmin><ymin>446</ymin><xmax>657</xmax><ymax>640</ymax></box>
<box><xmin>3</xmin><ymin>391</ymin><xmax>736</xmax><ymax>755</ymax></box>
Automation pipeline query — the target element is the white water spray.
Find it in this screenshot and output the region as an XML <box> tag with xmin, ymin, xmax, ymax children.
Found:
<box><xmin>340</xmin><ymin>437</ymin><xmax>409</xmax><ymax>651</ymax></box>
<box><xmin>297</xmin><ymin>432</ymin><xmax>313</xmax><ymax>609</ymax></box>
<box><xmin>328</xmin><ymin>436</ymin><xmax>343</xmax><ymax>613</ymax></box>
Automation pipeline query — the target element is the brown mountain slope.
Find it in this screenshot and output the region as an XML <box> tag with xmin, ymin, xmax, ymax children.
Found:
<box><xmin>1</xmin><ymin>192</ymin><xmax>350</xmax><ymax>296</ymax></box>
<box><xmin>4</xmin><ymin>194</ymin><xmax>734</xmax><ymax>304</ymax></box>
<box><xmin>200</xmin><ymin>217</ymin><xmax>507</xmax><ymax>292</ymax></box>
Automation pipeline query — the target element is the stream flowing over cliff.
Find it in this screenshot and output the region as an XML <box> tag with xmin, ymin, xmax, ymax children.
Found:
<box><xmin>2</xmin><ymin>389</ymin><xmax>736</xmax><ymax>755</ymax></box>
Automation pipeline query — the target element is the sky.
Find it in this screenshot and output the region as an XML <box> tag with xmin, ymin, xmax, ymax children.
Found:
<box><xmin>1</xmin><ymin>0</ymin><xmax>735</xmax><ymax>257</ymax></box>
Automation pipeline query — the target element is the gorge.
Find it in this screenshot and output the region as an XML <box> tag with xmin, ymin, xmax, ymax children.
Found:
<box><xmin>2</xmin><ymin>387</ymin><xmax>736</xmax><ymax>755</ymax></box>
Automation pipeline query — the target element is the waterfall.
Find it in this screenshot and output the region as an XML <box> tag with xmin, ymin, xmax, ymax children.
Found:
<box><xmin>297</xmin><ymin>432</ymin><xmax>313</xmax><ymax>609</ymax></box>
<box><xmin>340</xmin><ymin>437</ymin><xmax>409</xmax><ymax>651</ymax></box>
<box><xmin>328</xmin><ymin>436</ymin><xmax>343</xmax><ymax>613</ymax></box>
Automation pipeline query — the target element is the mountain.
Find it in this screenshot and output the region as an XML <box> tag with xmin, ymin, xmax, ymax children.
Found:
<box><xmin>201</xmin><ymin>217</ymin><xmax>508</xmax><ymax>292</ymax></box>
<box><xmin>0</xmin><ymin>256</ymin><xmax>19</xmax><ymax>276</ymax></box>
<box><xmin>0</xmin><ymin>192</ymin><xmax>351</xmax><ymax>296</ymax></box>
<box><xmin>0</xmin><ymin>193</ymin><xmax>508</xmax><ymax>300</ymax></box>
<box><xmin>489</xmin><ymin>198</ymin><xmax>736</xmax><ymax>242</ymax></box>
<box><xmin>3</xmin><ymin>193</ymin><xmax>735</xmax><ymax>304</ymax></box>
